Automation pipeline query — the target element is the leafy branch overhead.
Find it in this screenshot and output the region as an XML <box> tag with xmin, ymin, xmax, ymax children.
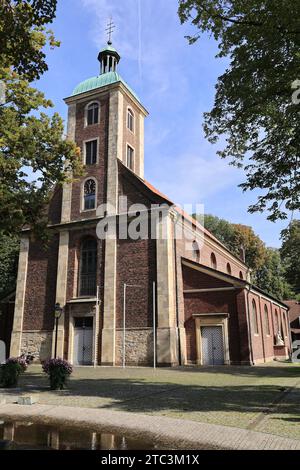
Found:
<box><xmin>0</xmin><ymin>1</ymin><xmax>83</xmax><ymax>236</ymax></box>
<box><xmin>179</xmin><ymin>0</ymin><xmax>300</xmax><ymax>221</ymax></box>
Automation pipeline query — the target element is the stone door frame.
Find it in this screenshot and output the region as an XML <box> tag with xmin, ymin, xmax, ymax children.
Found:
<box><xmin>193</xmin><ymin>314</ymin><xmax>230</xmax><ymax>366</ymax></box>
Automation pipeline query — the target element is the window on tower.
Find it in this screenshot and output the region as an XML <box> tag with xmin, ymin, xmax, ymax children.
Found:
<box><xmin>127</xmin><ymin>145</ymin><xmax>134</xmax><ymax>170</ymax></box>
<box><xmin>85</xmin><ymin>140</ymin><xmax>98</xmax><ymax>165</ymax></box>
<box><xmin>83</xmin><ymin>179</ymin><xmax>96</xmax><ymax>211</ymax></box>
<box><xmin>86</xmin><ymin>102</ymin><xmax>99</xmax><ymax>126</ymax></box>
<box><xmin>127</xmin><ymin>108</ymin><xmax>134</xmax><ymax>132</ymax></box>
<box><xmin>79</xmin><ymin>238</ymin><xmax>97</xmax><ymax>297</ymax></box>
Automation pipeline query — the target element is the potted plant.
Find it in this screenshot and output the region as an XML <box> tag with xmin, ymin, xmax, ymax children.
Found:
<box><xmin>42</xmin><ymin>358</ymin><xmax>73</xmax><ymax>390</ymax></box>
<box><xmin>0</xmin><ymin>357</ymin><xmax>28</xmax><ymax>388</ymax></box>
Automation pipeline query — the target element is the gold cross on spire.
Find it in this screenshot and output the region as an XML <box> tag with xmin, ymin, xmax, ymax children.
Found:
<box><xmin>105</xmin><ymin>17</ymin><xmax>115</xmax><ymax>45</ymax></box>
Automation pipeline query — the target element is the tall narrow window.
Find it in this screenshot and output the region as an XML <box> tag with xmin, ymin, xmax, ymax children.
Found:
<box><xmin>211</xmin><ymin>252</ymin><xmax>217</xmax><ymax>270</ymax></box>
<box><xmin>85</xmin><ymin>140</ymin><xmax>97</xmax><ymax>165</ymax></box>
<box><xmin>83</xmin><ymin>179</ymin><xmax>96</xmax><ymax>210</ymax></box>
<box><xmin>252</xmin><ymin>300</ymin><xmax>259</xmax><ymax>335</ymax></box>
<box><xmin>79</xmin><ymin>238</ymin><xmax>97</xmax><ymax>297</ymax></box>
<box><xmin>264</xmin><ymin>305</ymin><xmax>270</xmax><ymax>336</ymax></box>
<box><xmin>275</xmin><ymin>310</ymin><xmax>279</xmax><ymax>334</ymax></box>
<box><xmin>282</xmin><ymin>312</ymin><xmax>286</xmax><ymax>337</ymax></box>
<box><xmin>127</xmin><ymin>145</ymin><xmax>134</xmax><ymax>170</ymax></box>
<box><xmin>127</xmin><ymin>108</ymin><xmax>134</xmax><ymax>132</ymax></box>
<box><xmin>87</xmin><ymin>102</ymin><xmax>99</xmax><ymax>126</ymax></box>
<box><xmin>226</xmin><ymin>263</ymin><xmax>232</xmax><ymax>275</ymax></box>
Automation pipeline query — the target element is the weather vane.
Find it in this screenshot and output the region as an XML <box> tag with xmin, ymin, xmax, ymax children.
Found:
<box><xmin>106</xmin><ymin>17</ymin><xmax>115</xmax><ymax>45</ymax></box>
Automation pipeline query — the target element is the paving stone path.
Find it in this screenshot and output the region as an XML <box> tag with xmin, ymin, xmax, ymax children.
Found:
<box><xmin>0</xmin><ymin>403</ymin><xmax>300</xmax><ymax>450</ymax></box>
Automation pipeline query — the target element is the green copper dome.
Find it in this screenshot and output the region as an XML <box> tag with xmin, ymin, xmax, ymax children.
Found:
<box><xmin>72</xmin><ymin>71</ymin><xmax>140</xmax><ymax>102</ymax></box>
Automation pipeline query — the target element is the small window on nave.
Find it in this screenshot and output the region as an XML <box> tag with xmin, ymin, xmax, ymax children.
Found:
<box><xmin>264</xmin><ymin>305</ymin><xmax>270</xmax><ymax>336</ymax></box>
<box><xmin>211</xmin><ymin>252</ymin><xmax>217</xmax><ymax>270</ymax></box>
<box><xmin>226</xmin><ymin>263</ymin><xmax>232</xmax><ymax>275</ymax></box>
<box><xmin>252</xmin><ymin>300</ymin><xmax>259</xmax><ymax>335</ymax></box>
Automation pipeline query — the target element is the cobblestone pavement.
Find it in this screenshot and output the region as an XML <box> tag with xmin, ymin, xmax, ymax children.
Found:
<box><xmin>0</xmin><ymin>362</ymin><xmax>299</xmax><ymax>446</ymax></box>
<box><xmin>0</xmin><ymin>403</ymin><xmax>299</xmax><ymax>450</ymax></box>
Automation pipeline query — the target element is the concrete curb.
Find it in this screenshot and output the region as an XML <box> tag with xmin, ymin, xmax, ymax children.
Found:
<box><xmin>0</xmin><ymin>403</ymin><xmax>300</xmax><ymax>450</ymax></box>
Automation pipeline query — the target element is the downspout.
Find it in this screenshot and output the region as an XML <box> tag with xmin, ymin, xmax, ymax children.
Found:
<box><xmin>173</xmin><ymin>213</ymin><xmax>181</xmax><ymax>366</ymax></box>
<box><xmin>258</xmin><ymin>296</ymin><xmax>266</xmax><ymax>363</ymax></box>
<box><xmin>245</xmin><ymin>284</ymin><xmax>254</xmax><ymax>365</ymax></box>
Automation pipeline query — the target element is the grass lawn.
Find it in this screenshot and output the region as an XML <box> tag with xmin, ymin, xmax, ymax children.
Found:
<box><xmin>1</xmin><ymin>362</ymin><xmax>300</xmax><ymax>440</ymax></box>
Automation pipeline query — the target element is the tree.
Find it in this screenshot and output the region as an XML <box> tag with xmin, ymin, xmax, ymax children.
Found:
<box><xmin>203</xmin><ymin>214</ymin><xmax>237</xmax><ymax>252</ymax></box>
<box><xmin>202</xmin><ymin>213</ymin><xmax>294</xmax><ymax>298</ymax></box>
<box><xmin>280</xmin><ymin>220</ymin><xmax>300</xmax><ymax>293</ymax></box>
<box><xmin>0</xmin><ymin>1</ymin><xmax>82</xmax><ymax>237</ymax></box>
<box><xmin>232</xmin><ymin>223</ymin><xmax>266</xmax><ymax>273</ymax></box>
<box><xmin>179</xmin><ymin>1</ymin><xmax>300</xmax><ymax>221</ymax></box>
<box><xmin>0</xmin><ymin>0</ymin><xmax>59</xmax><ymax>81</ymax></box>
<box><xmin>0</xmin><ymin>232</ymin><xmax>19</xmax><ymax>298</ymax></box>
<box><xmin>255</xmin><ymin>248</ymin><xmax>293</xmax><ymax>300</ymax></box>
<box><xmin>204</xmin><ymin>214</ymin><xmax>266</xmax><ymax>272</ymax></box>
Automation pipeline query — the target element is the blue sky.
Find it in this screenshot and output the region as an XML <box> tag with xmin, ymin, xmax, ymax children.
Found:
<box><xmin>36</xmin><ymin>0</ymin><xmax>291</xmax><ymax>248</ymax></box>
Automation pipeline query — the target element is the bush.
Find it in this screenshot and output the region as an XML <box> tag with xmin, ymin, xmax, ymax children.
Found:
<box><xmin>42</xmin><ymin>358</ymin><xmax>73</xmax><ymax>390</ymax></box>
<box><xmin>0</xmin><ymin>357</ymin><xmax>27</xmax><ymax>388</ymax></box>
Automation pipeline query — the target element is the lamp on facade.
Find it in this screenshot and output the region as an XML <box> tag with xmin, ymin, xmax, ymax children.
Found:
<box><xmin>54</xmin><ymin>303</ymin><xmax>63</xmax><ymax>359</ymax></box>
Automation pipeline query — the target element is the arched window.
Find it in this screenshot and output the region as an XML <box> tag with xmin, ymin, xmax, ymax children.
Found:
<box><xmin>79</xmin><ymin>238</ymin><xmax>97</xmax><ymax>297</ymax></box>
<box><xmin>226</xmin><ymin>263</ymin><xmax>232</xmax><ymax>275</ymax></box>
<box><xmin>83</xmin><ymin>179</ymin><xmax>96</xmax><ymax>211</ymax></box>
<box><xmin>192</xmin><ymin>240</ymin><xmax>200</xmax><ymax>263</ymax></box>
<box><xmin>239</xmin><ymin>271</ymin><xmax>244</xmax><ymax>280</ymax></box>
<box><xmin>264</xmin><ymin>305</ymin><xmax>270</xmax><ymax>336</ymax></box>
<box><xmin>282</xmin><ymin>312</ymin><xmax>286</xmax><ymax>337</ymax></box>
<box><xmin>252</xmin><ymin>300</ymin><xmax>259</xmax><ymax>335</ymax></box>
<box><xmin>211</xmin><ymin>252</ymin><xmax>217</xmax><ymax>270</ymax></box>
<box><xmin>86</xmin><ymin>102</ymin><xmax>99</xmax><ymax>126</ymax></box>
<box><xmin>127</xmin><ymin>108</ymin><xmax>134</xmax><ymax>132</ymax></box>
<box><xmin>274</xmin><ymin>309</ymin><xmax>279</xmax><ymax>334</ymax></box>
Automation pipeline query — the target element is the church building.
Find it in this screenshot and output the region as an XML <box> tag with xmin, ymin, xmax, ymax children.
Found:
<box><xmin>8</xmin><ymin>40</ymin><xmax>291</xmax><ymax>367</ymax></box>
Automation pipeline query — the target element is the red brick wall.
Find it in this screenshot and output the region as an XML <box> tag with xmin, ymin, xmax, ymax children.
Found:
<box><xmin>71</xmin><ymin>95</ymin><xmax>109</xmax><ymax>221</ymax></box>
<box><xmin>48</xmin><ymin>185</ymin><xmax>63</xmax><ymax>225</ymax></box>
<box><xmin>182</xmin><ymin>265</ymin><xmax>244</xmax><ymax>364</ymax></box>
<box><xmin>247</xmin><ymin>292</ymin><xmax>290</xmax><ymax>362</ymax></box>
<box><xmin>23</xmin><ymin>235</ymin><xmax>59</xmax><ymax>331</ymax></box>
<box><xmin>116</xmin><ymin>224</ymin><xmax>156</xmax><ymax>329</ymax></box>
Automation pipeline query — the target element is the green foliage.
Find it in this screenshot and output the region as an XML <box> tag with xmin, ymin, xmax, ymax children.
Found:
<box><xmin>202</xmin><ymin>213</ymin><xmax>295</xmax><ymax>299</ymax></box>
<box><xmin>0</xmin><ymin>359</ymin><xmax>24</xmax><ymax>388</ymax></box>
<box><xmin>0</xmin><ymin>232</ymin><xmax>19</xmax><ymax>298</ymax></box>
<box><xmin>203</xmin><ymin>214</ymin><xmax>266</xmax><ymax>272</ymax></box>
<box><xmin>255</xmin><ymin>248</ymin><xmax>293</xmax><ymax>300</ymax></box>
<box><xmin>0</xmin><ymin>0</ymin><xmax>59</xmax><ymax>81</ymax></box>
<box><xmin>0</xmin><ymin>2</ymin><xmax>83</xmax><ymax>237</ymax></box>
<box><xmin>179</xmin><ymin>1</ymin><xmax>300</xmax><ymax>221</ymax></box>
<box><xmin>203</xmin><ymin>214</ymin><xmax>237</xmax><ymax>253</ymax></box>
<box><xmin>280</xmin><ymin>220</ymin><xmax>300</xmax><ymax>293</ymax></box>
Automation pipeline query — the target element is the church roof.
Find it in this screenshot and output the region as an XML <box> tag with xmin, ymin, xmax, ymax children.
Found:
<box><xmin>72</xmin><ymin>71</ymin><xmax>140</xmax><ymax>103</ymax></box>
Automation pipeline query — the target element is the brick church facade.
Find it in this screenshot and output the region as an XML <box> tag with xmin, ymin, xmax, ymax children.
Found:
<box><xmin>8</xmin><ymin>42</ymin><xmax>291</xmax><ymax>366</ymax></box>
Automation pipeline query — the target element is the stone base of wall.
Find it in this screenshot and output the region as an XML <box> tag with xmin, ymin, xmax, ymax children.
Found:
<box><xmin>21</xmin><ymin>331</ymin><xmax>53</xmax><ymax>361</ymax></box>
<box><xmin>115</xmin><ymin>329</ymin><xmax>154</xmax><ymax>366</ymax></box>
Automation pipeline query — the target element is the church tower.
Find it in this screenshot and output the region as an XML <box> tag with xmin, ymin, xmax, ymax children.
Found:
<box><xmin>49</xmin><ymin>36</ymin><xmax>148</xmax><ymax>364</ymax></box>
